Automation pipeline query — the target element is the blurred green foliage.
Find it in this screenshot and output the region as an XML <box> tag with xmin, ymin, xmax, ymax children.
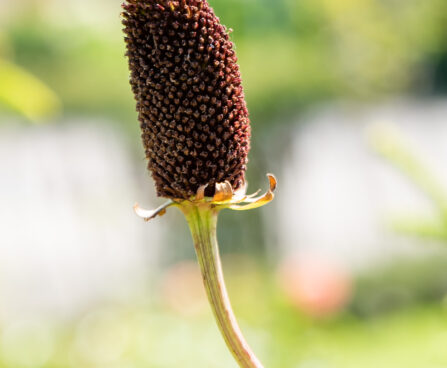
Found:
<box><xmin>0</xmin><ymin>31</ymin><xmax>60</xmax><ymax>121</ymax></box>
<box><xmin>1</xmin><ymin>0</ymin><xmax>447</xmax><ymax>125</ymax></box>
<box><xmin>0</xmin><ymin>58</ymin><xmax>60</xmax><ymax>121</ymax></box>
<box><xmin>1</xmin><ymin>263</ymin><xmax>447</xmax><ymax>368</ymax></box>
<box><xmin>352</xmin><ymin>254</ymin><xmax>447</xmax><ymax>317</ymax></box>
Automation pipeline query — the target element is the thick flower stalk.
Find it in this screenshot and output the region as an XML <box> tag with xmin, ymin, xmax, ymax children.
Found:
<box><xmin>122</xmin><ymin>1</ymin><xmax>276</xmax><ymax>367</ymax></box>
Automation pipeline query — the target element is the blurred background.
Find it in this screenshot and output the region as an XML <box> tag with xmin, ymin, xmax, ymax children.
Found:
<box><xmin>1</xmin><ymin>0</ymin><xmax>447</xmax><ymax>367</ymax></box>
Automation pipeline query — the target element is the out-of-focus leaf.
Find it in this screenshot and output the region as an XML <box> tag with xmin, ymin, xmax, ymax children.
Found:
<box><xmin>389</xmin><ymin>215</ymin><xmax>447</xmax><ymax>241</ymax></box>
<box><xmin>369</xmin><ymin>122</ymin><xmax>447</xmax><ymax>242</ymax></box>
<box><xmin>0</xmin><ymin>59</ymin><xmax>61</xmax><ymax>121</ymax></box>
<box><xmin>369</xmin><ymin>122</ymin><xmax>447</xmax><ymax>212</ymax></box>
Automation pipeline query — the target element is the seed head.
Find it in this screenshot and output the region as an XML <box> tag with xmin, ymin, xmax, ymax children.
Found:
<box><xmin>122</xmin><ymin>0</ymin><xmax>250</xmax><ymax>199</ymax></box>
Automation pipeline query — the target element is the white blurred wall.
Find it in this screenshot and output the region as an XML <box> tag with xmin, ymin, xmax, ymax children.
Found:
<box><xmin>279</xmin><ymin>99</ymin><xmax>447</xmax><ymax>270</ymax></box>
<box><xmin>0</xmin><ymin>120</ymin><xmax>161</xmax><ymax>321</ymax></box>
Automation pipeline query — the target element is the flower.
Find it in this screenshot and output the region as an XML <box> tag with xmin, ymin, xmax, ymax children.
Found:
<box><xmin>122</xmin><ymin>0</ymin><xmax>250</xmax><ymax>199</ymax></box>
<box><xmin>122</xmin><ymin>0</ymin><xmax>276</xmax><ymax>219</ymax></box>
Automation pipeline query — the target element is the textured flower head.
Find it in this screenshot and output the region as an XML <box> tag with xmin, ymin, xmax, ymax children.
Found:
<box><xmin>122</xmin><ymin>0</ymin><xmax>250</xmax><ymax>200</ymax></box>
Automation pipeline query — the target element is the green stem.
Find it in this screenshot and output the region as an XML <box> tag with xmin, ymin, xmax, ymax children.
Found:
<box><xmin>182</xmin><ymin>203</ymin><xmax>264</xmax><ymax>368</ymax></box>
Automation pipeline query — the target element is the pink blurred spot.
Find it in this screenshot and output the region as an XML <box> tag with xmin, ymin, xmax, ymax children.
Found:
<box><xmin>278</xmin><ymin>254</ymin><xmax>352</xmax><ymax>318</ymax></box>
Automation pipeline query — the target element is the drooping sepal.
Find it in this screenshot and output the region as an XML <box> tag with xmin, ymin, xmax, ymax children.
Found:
<box><xmin>134</xmin><ymin>200</ymin><xmax>177</xmax><ymax>222</ymax></box>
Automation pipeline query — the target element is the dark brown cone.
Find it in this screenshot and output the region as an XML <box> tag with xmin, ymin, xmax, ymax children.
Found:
<box><xmin>122</xmin><ymin>0</ymin><xmax>250</xmax><ymax>199</ymax></box>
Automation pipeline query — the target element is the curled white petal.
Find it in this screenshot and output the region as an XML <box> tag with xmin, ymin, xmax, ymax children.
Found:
<box><xmin>134</xmin><ymin>200</ymin><xmax>176</xmax><ymax>222</ymax></box>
